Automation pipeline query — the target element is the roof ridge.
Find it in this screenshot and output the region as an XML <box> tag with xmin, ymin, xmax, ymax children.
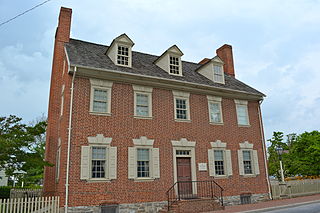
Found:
<box><xmin>69</xmin><ymin>38</ymin><xmax>200</xmax><ymax>66</ymax></box>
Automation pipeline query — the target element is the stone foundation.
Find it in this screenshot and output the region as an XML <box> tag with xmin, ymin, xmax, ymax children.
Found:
<box><xmin>64</xmin><ymin>201</ymin><xmax>167</xmax><ymax>213</ymax></box>
<box><xmin>223</xmin><ymin>193</ymin><xmax>270</xmax><ymax>206</ymax></box>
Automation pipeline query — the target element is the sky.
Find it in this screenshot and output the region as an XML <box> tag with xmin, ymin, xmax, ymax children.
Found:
<box><xmin>0</xmin><ymin>0</ymin><xmax>319</xmax><ymax>142</ymax></box>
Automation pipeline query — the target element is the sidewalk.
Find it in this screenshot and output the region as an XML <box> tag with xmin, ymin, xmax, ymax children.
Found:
<box><xmin>212</xmin><ymin>194</ymin><xmax>320</xmax><ymax>213</ymax></box>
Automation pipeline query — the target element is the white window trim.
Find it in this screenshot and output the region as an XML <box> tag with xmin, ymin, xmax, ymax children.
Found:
<box><xmin>235</xmin><ymin>99</ymin><xmax>250</xmax><ymax>126</ymax></box>
<box><xmin>168</xmin><ymin>54</ymin><xmax>182</xmax><ymax>76</ymax></box>
<box><xmin>208</xmin><ymin>140</ymin><xmax>232</xmax><ymax>178</ymax></box>
<box><xmin>173</xmin><ymin>91</ymin><xmax>191</xmax><ymax>122</ymax></box>
<box><xmin>133</xmin><ymin>85</ymin><xmax>153</xmax><ymax>119</ymax></box>
<box><xmin>89</xmin><ymin>79</ymin><xmax>113</xmax><ymax>115</ymax></box>
<box><xmin>128</xmin><ymin>136</ymin><xmax>160</xmax><ymax>181</ymax></box>
<box><xmin>238</xmin><ymin>141</ymin><xmax>260</xmax><ymax>177</ymax></box>
<box><xmin>116</xmin><ymin>43</ymin><xmax>132</xmax><ymax>68</ymax></box>
<box><xmin>80</xmin><ymin>134</ymin><xmax>117</xmax><ymax>181</ymax></box>
<box><xmin>212</xmin><ymin>63</ymin><xmax>225</xmax><ymax>84</ymax></box>
<box><xmin>207</xmin><ymin>96</ymin><xmax>223</xmax><ymax>124</ymax></box>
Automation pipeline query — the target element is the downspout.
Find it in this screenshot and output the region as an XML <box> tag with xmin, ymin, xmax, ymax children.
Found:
<box><xmin>258</xmin><ymin>99</ymin><xmax>272</xmax><ymax>200</ymax></box>
<box><xmin>65</xmin><ymin>66</ymin><xmax>77</xmax><ymax>212</ymax></box>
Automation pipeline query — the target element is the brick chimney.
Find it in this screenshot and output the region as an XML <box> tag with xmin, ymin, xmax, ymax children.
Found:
<box><xmin>216</xmin><ymin>44</ymin><xmax>235</xmax><ymax>77</ymax></box>
<box><xmin>198</xmin><ymin>58</ymin><xmax>211</xmax><ymax>65</ymax></box>
<box><xmin>55</xmin><ymin>7</ymin><xmax>72</xmax><ymax>42</ymax></box>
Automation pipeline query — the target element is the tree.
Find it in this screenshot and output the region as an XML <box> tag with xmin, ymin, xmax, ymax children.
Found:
<box><xmin>0</xmin><ymin>115</ymin><xmax>51</xmax><ymax>186</ymax></box>
<box><xmin>267</xmin><ymin>132</ymin><xmax>290</xmax><ymax>180</ymax></box>
<box><xmin>288</xmin><ymin>131</ymin><xmax>320</xmax><ymax>176</ymax></box>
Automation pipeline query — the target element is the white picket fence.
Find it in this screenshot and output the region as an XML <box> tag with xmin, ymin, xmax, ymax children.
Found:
<box><xmin>0</xmin><ymin>196</ymin><xmax>59</xmax><ymax>213</ymax></box>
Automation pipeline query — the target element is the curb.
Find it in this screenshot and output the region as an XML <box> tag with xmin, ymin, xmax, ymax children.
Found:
<box><xmin>242</xmin><ymin>199</ymin><xmax>320</xmax><ymax>212</ymax></box>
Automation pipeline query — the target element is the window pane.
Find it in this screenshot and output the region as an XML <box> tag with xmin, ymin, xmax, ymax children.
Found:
<box><xmin>93</xmin><ymin>101</ymin><xmax>107</xmax><ymax>113</ymax></box>
<box><xmin>136</xmin><ymin>106</ymin><xmax>149</xmax><ymax>116</ymax></box>
<box><xmin>137</xmin><ymin>161</ymin><xmax>150</xmax><ymax>177</ymax></box>
<box><xmin>91</xmin><ymin>147</ymin><xmax>106</xmax><ymax>178</ymax></box>
<box><xmin>169</xmin><ymin>56</ymin><xmax>180</xmax><ymax>74</ymax></box>
<box><xmin>137</xmin><ymin>94</ymin><xmax>148</xmax><ymax>105</ymax></box>
<box><xmin>94</xmin><ymin>89</ymin><xmax>107</xmax><ymax>101</ymax></box>
<box><xmin>237</xmin><ymin>105</ymin><xmax>249</xmax><ymax>125</ymax></box>
<box><xmin>137</xmin><ymin>149</ymin><xmax>149</xmax><ymax>161</ymax></box>
<box><xmin>92</xmin><ymin>147</ymin><xmax>106</xmax><ymax>159</ymax></box>
<box><xmin>213</xmin><ymin>65</ymin><xmax>223</xmax><ymax>83</ymax></box>
<box><xmin>210</xmin><ymin>102</ymin><xmax>222</xmax><ymax>123</ymax></box>
<box><xmin>176</xmin><ymin>99</ymin><xmax>186</xmax><ymax>109</ymax></box>
<box><xmin>214</xmin><ymin>150</ymin><xmax>224</xmax><ymax>161</ymax></box>
<box><xmin>243</xmin><ymin>151</ymin><xmax>251</xmax><ymax>161</ymax></box>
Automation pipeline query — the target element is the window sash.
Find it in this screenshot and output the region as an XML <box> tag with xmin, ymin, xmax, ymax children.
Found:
<box><xmin>136</xmin><ymin>93</ymin><xmax>149</xmax><ymax>116</ymax></box>
<box><xmin>91</xmin><ymin>147</ymin><xmax>107</xmax><ymax>178</ymax></box>
<box><xmin>243</xmin><ymin>150</ymin><xmax>253</xmax><ymax>174</ymax></box>
<box><xmin>169</xmin><ymin>56</ymin><xmax>180</xmax><ymax>74</ymax></box>
<box><xmin>214</xmin><ymin>150</ymin><xmax>225</xmax><ymax>175</ymax></box>
<box><xmin>137</xmin><ymin>148</ymin><xmax>150</xmax><ymax>177</ymax></box>
<box><xmin>237</xmin><ymin>104</ymin><xmax>249</xmax><ymax>125</ymax></box>
<box><xmin>175</xmin><ymin>98</ymin><xmax>187</xmax><ymax>119</ymax></box>
<box><xmin>209</xmin><ymin>102</ymin><xmax>222</xmax><ymax>123</ymax></box>
<box><xmin>117</xmin><ymin>45</ymin><xmax>129</xmax><ymax>65</ymax></box>
<box><xmin>213</xmin><ymin>65</ymin><xmax>223</xmax><ymax>83</ymax></box>
<box><xmin>93</xmin><ymin>88</ymin><xmax>108</xmax><ymax>113</ymax></box>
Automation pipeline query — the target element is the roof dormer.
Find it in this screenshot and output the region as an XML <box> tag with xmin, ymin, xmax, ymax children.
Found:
<box><xmin>154</xmin><ymin>45</ymin><xmax>184</xmax><ymax>76</ymax></box>
<box><xmin>196</xmin><ymin>56</ymin><xmax>225</xmax><ymax>84</ymax></box>
<box><xmin>105</xmin><ymin>33</ymin><xmax>134</xmax><ymax>68</ymax></box>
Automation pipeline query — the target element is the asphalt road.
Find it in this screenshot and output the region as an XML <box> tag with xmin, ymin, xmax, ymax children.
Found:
<box><xmin>256</xmin><ymin>201</ymin><xmax>320</xmax><ymax>213</ymax></box>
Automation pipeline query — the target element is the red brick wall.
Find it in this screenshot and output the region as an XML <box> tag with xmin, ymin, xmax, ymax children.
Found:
<box><xmin>46</xmin><ymin>76</ymin><xmax>269</xmax><ymax>207</ymax></box>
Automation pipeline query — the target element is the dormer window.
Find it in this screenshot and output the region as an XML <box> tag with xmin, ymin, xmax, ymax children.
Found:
<box><xmin>117</xmin><ymin>45</ymin><xmax>129</xmax><ymax>66</ymax></box>
<box><xmin>213</xmin><ymin>65</ymin><xmax>224</xmax><ymax>83</ymax></box>
<box><xmin>155</xmin><ymin>45</ymin><xmax>183</xmax><ymax>76</ymax></box>
<box><xmin>105</xmin><ymin>33</ymin><xmax>134</xmax><ymax>68</ymax></box>
<box><xmin>169</xmin><ymin>56</ymin><xmax>180</xmax><ymax>75</ymax></box>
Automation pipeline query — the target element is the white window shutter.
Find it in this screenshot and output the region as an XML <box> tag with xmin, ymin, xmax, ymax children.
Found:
<box><xmin>225</xmin><ymin>150</ymin><xmax>233</xmax><ymax>176</ymax></box>
<box><xmin>208</xmin><ymin>149</ymin><xmax>215</xmax><ymax>176</ymax></box>
<box><xmin>108</xmin><ymin>147</ymin><xmax>117</xmax><ymax>179</ymax></box>
<box><xmin>80</xmin><ymin>146</ymin><xmax>90</xmax><ymax>180</ymax></box>
<box><xmin>253</xmin><ymin>150</ymin><xmax>260</xmax><ymax>175</ymax></box>
<box><xmin>128</xmin><ymin>147</ymin><xmax>136</xmax><ymax>179</ymax></box>
<box><xmin>152</xmin><ymin>148</ymin><xmax>160</xmax><ymax>178</ymax></box>
<box><xmin>238</xmin><ymin>150</ymin><xmax>244</xmax><ymax>175</ymax></box>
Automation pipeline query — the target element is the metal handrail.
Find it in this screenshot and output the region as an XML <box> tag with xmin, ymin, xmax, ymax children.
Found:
<box><xmin>166</xmin><ymin>180</ymin><xmax>224</xmax><ymax>211</ymax></box>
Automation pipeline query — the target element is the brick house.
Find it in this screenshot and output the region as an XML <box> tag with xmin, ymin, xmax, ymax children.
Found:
<box><xmin>44</xmin><ymin>7</ymin><xmax>271</xmax><ymax>213</ymax></box>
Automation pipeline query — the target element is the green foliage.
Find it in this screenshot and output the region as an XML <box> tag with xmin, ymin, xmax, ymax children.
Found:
<box><xmin>268</xmin><ymin>130</ymin><xmax>320</xmax><ymax>179</ymax></box>
<box><xmin>0</xmin><ymin>186</ymin><xmax>11</xmax><ymax>199</ymax></box>
<box><xmin>0</xmin><ymin>115</ymin><xmax>52</xmax><ymax>186</ymax></box>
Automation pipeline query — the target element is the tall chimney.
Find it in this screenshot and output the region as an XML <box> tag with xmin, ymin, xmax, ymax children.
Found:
<box><xmin>55</xmin><ymin>7</ymin><xmax>72</xmax><ymax>42</ymax></box>
<box><xmin>216</xmin><ymin>44</ymin><xmax>235</xmax><ymax>77</ymax></box>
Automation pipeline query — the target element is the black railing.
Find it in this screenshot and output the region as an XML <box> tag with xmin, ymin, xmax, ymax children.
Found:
<box><xmin>166</xmin><ymin>180</ymin><xmax>224</xmax><ymax>211</ymax></box>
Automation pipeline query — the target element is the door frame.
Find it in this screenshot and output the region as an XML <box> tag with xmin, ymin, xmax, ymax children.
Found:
<box><xmin>172</xmin><ymin>146</ymin><xmax>197</xmax><ymax>195</ymax></box>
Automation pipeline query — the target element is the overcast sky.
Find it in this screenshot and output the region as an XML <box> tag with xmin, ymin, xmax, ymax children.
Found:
<box><xmin>1</xmin><ymin>0</ymin><xmax>319</xmax><ymax>142</ymax></box>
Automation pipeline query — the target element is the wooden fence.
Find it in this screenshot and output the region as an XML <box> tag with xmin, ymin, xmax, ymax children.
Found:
<box><xmin>0</xmin><ymin>196</ymin><xmax>59</xmax><ymax>213</ymax></box>
<box><xmin>271</xmin><ymin>179</ymin><xmax>320</xmax><ymax>199</ymax></box>
<box><xmin>10</xmin><ymin>189</ymin><xmax>42</xmax><ymax>198</ymax></box>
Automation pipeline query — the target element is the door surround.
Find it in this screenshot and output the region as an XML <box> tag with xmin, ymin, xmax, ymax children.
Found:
<box><xmin>171</xmin><ymin>138</ymin><xmax>197</xmax><ymax>194</ymax></box>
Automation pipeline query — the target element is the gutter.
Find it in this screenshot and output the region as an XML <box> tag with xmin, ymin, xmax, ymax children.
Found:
<box><xmin>258</xmin><ymin>99</ymin><xmax>272</xmax><ymax>200</ymax></box>
<box><xmin>65</xmin><ymin>66</ymin><xmax>77</xmax><ymax>212</ymax></box>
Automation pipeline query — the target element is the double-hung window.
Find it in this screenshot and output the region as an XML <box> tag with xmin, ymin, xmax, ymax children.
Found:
<box><xmin>235</xmin><ymin>100</ymin><xmax>249</xmax><ymax>126</ymax></box>
<box><xmin>173</xmin><ymin>91</ymin><xmax>190</xmax><ymax>121</ymax></box>
<box><xmin>242</xmin><ymin>150</ymin><xmax>252</xmax><ymax>175</ymax></box>
<box><xmin>117</xmin><ymin>45</ymin><xmax>129</xmax><ymax>66</ymax></box>
<box><xmin>214</xmin><ymin>150</ymin><xmax>225</xmax><ymax>175</ymax></box>
<box><xmin>133</xmin><ymin>85</ymin><xmax>153</xmax><ymax>118</ymax></box>
<box><xmin>207</xmin><ymin>96</ymin><xmax>223</xmax><ymax>124</ymax></box>
<box><xmin>169</xmin><ymin>56</ymin><xmax>180</xmax><ymax>75</ymax></box>
<box><xmin>80</xmin><ymin>134</ymin><xmax>117</xmax><ymax>181</ymax></box>
<box><xmin>137</xmin><ymin>148</ymin><xmax>150</xmax><ymax>178</ymax></box>
<box><xmin>238</xmin><ymin>141</ymin><xmax>260</xmax><ymax>176</ymax></box>
<box><xmin>208</xmin><ymin>140</ymin><xmax>232</xmax><ymax>178</ymax></box>
<box><xmin>213</xmin><ymin>65</ymin><xmax>224</xmax><ymax>83</ymax></box>
<box><xmin>91</xmin><ymin>147</ymin><xmax>107</xmax><ymax>178</ymax></box>
<box><xmin>128</xmin><ymin>136</ymin><xmax>160</xmax><ymax>180</ymax></box>
<box><xmin>90</xmin><ymin>79</ymin><xmax>113</xmax><ymax>115</ymax></box>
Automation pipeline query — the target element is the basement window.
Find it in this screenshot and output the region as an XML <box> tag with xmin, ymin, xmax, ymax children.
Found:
<box><xmin>240</xmin><ymin>194</ymin><xmax>251</xmax><ymax>204</ymax></box>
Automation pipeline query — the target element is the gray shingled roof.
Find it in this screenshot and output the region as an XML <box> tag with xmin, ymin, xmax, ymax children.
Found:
<box><xmin>65</xmin><ymin>39</ymin><xmax>264</xmax><ymax>96</ymax></box>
